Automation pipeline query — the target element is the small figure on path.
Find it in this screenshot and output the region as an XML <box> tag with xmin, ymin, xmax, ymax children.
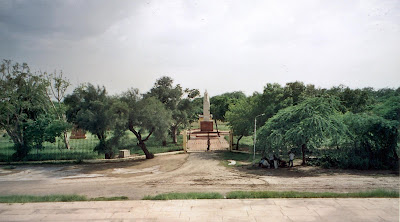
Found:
<box><xmin>259</xmin><ymin>157</ymin><xmax>271</xmax><ymax>168</ymax></box>
<box><xmin>207</xmin><ymin>136</ymin><xmax>210</xmax><ymax>151</ymax></box>
<box><xmin>269</xmin><ymin>153</ymin><xmax>274</xmax><ymax>166</ymax></box>
<box><xmin>273</xmin><ymin>154</ymin><xmax>278</xmax><ymax>169</ymax></box>
<box><xmin>288</xmin><ymin>151</ymin><xmax>295</xmax><ymax>167</ymax></box>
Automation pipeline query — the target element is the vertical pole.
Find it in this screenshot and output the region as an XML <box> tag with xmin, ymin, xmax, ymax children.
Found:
<box><xmin>207</xmin><ymin>132</ymin><xmax>210</xmax><ymax>151</ymax></box>
<box><xmin>229</xmin><ymin>129</ymin><xmax>233</xmax><ymax>151</ymax></box>
<box><xmin>183</xmin><ymin>130</ymin><xmax>187</xmax><ymax>153</ymax></box>
<box><xmin>253</xmin><ymin>117</ymin><xmax>257</xmax><ymax>162</ymax></box>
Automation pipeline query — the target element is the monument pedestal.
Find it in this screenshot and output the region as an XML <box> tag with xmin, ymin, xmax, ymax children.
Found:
<box><xmin>70</xmin><ymin>127</ymin><xmax>86</xmax><ymax>139</ymax></box>
<box><xmin>200</xmin><ymin>121</ymin><xmax>213</xmax><ymax>132</ymax></box>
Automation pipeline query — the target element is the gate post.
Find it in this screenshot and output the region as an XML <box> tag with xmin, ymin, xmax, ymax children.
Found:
<box><xmin>229</xmin><ymin>129</ymin><xmax>233</xmax><ymax>151</ymax></box>
<box><xmin>183</xmin><ymin>130</ymin><xmax>187</xmax><ymax>153</ymax></box>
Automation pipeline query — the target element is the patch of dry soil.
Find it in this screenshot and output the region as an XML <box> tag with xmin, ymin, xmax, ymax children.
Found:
<box><xmin>0</xmin><ymin>152</ymin><xmax>398</xmax><ymax>199</ymax></box>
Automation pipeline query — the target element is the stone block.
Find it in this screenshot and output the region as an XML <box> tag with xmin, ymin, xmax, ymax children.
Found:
<box><xmin>119</xmin><ymin>149</ymin><xmax>130</xmax><ymax>158</ymax></box>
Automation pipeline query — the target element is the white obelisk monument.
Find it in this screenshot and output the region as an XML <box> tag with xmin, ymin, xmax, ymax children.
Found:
<box><xmin>200</xmin><ymin>90</ymin><xmax>213</xmax><ymax>131</ymax></box>
<box><xmin>203</xmin><ymin>90</ymin><xmax>211</xmax><ymax>121</ymax></box>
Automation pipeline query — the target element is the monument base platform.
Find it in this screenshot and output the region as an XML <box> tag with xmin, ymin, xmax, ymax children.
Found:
<box><xmin>200</xmin><ymin>121</ymin><xmax>213</xmax><ymax>132</ymax></box>
<box><xmin>70</xmin><ymin>128</ymin><xmax>86</xmax><ymax>139</ymax></box>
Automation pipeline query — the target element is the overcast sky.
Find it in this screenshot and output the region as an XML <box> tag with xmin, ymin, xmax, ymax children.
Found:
<box><xmin>1</xmin><ymin>0</ymin><xmax>399</xmax><ymax>96</ymax></box>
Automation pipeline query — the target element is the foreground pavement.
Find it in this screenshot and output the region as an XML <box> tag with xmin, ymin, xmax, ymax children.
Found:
<box><xmin>0</xmin><ymin>198</ymin><xmax>398</xmax><ymax>222</ymax></box>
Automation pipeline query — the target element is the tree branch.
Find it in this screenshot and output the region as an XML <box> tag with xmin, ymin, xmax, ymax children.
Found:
<box><xmin>143</xmin><ymin>127</ymin><xmax>154</xmax><ymax>142</ymax></box>
<box><xmin>128</xmin><ymin>121</ymin><xmax>141</xmax><ymax>141</ymax></box>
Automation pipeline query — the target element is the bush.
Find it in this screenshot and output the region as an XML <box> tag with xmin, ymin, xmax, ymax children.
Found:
<box><xmin>308</xmin><ymin>149</ymin><xmax>395</xmax><ymax>170</ymax></box>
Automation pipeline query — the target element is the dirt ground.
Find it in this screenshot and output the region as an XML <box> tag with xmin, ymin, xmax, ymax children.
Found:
<box><xmin>0</xmin><ymin>152</ymin><xmax>398</xmax><ymax>199</ymax></box>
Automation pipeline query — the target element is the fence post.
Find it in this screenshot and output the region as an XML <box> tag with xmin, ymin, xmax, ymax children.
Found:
<box><xmin>229</xmin><ymin>129</ymin><xmax>233</xmax><ymax>151</ymax></box>
<box><xmin>183</xmin><ymin>130</ymin><xmax>187</xmax><ymax>153</ymax></box>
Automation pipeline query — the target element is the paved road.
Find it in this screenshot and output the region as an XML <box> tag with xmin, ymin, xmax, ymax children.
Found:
<box><xmin>0</xmin><ymin>198</ymin><xmax>398</xmax><ymax>222</ymax></box>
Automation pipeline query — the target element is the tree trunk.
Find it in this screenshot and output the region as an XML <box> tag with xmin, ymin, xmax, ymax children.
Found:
<box><xmin>139</xmin><ymin>141</ymin><xmax>154</xmax><ymax>159</ymax></box>
<box><xmin>301</xmin><ymin>144</ymin><xmax>307</xmax><ymax>165</ymax></box>
<box><xmin>171</xmin><ymin>125</ymin><xmax>178</xmax><ymax>144</ymax></box>
<box><xmin>162</xmin><ymin>140</ymin><xmax>167</xmax><ymax>146</ymax></box>
<box><xmin>128</xmin><ymin>122</ymin><xmax>154</xmax><ymax>159</ymax></box>
<box><xmin>235</xmin><ymin>135</ymin><xmax>243</xmax><ymax>150</ymax></box>
<box><xmin>63</xmin><ymin>131</ymin><xmax>70</xmax><ymax>149</ymax></box>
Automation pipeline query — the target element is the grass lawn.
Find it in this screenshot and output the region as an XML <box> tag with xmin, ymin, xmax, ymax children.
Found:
<box><xmin>143</xmin><ymin>189</ymin><xmax>399</xmax><ymax>200</ymax></box>
<box><xmin>226</xmin><ymin>190</ymin><xmax>400</xmax><ymax>199</ymax></box>
<box><xmin>143</xmin><ymin>192</ymin><xmax>224</xmax><ymax>200</ymax></box>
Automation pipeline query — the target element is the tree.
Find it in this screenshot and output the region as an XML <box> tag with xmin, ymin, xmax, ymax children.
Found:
<box><xmin>44</xmin><ymin>70</ymin><xmax>71</xmax><ymax>149</ymax></box>
<box><xmin>258</xmin><ymin>83</ymin><xmax>292</xmax><ymax>120</ymax></box>
<box><xmin>210</xmin><ymin>91</ymin><xmax>246</xmax><ymax>121</ymax></box>
<box><xmin>284</xmin><ymin>81</ymin><xmax>306</xmax><ymax>105</ymax></box>
<box><xmin>0</xmin><ymin>60</ymin><xmax>68</xmax><ymax>160</ymax></box>
<box><xmin>342</xmin><ymin>112</ymin><xmax>398</xmax><ymax>169</ymax></box>
<box><xmin>326</xmin><ymin>86</ymin><xmax>373</xmax><ymax>113</ymax></box>
<box><xmin>147</xmin><ymin>76</ymin><xmax>199</xmax><ymax>144</ymax></box>
<box><xmin>373</xmin><ymin>95</ymin><xmax>400</xmax><ymax>123</ymax></box>
<box><xmin>121</xmin><ymin>88</ymin><xmax>172</xmax><ymax>159</ymax></box>
<box><xmin>225</xmin><ymin>97</ymin><xmax>254</xmax><ymax>149</ymax></box>
<box><xmin>64</xmin><ymin>84</ymin><xmax>120</xmax><ymax>159</ymax></box>
<box><xmin>257</xmin><ymin>97</ymin><xmax>347</xmax><ymax>165</ymax></box>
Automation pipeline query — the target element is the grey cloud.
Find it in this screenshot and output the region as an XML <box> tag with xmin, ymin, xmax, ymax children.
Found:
<box><xmin>0</xmin><ymin>0</ymin><xmax>139</xmax><ymax>39</ymax></box>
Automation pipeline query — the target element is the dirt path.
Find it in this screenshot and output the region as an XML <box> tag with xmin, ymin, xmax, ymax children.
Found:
<box><xmin>0</xmin><ymin>152</ymin><xmax>398</xmax><ymax>199</ymax></box>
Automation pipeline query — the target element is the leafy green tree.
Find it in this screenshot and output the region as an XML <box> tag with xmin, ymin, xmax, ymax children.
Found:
<box><xmin>225</xmin><ymin>96</ymin><xmax>255</xmax><ymax>149</ymax></box>
<box><xmin>257</xmin><ymin>97</ymin><xmax>347</xmax><ymax>165</ymax></box>
<box><xmin>188</xmin><ymin>97</ymin><xmax>203</xmax><ymax>126</ymax></box>
<box><xmin>341</xmin><ymin>112</ymin><xmax>398</xmax><ymax>169</ymax></box>
<box><xmin>341</xmin><ymin>88</ymin><xmax>372</xmax><ymax>113</ymax></box>
<box><xmin>258</xmin><ymin>83</ymin><xmax>291</xmax><ymax>120</ymax></box>
<box><xmin>210</xmin><ymin>91</ymin><xmax>246</xmax><ymax>121</ymax></box>
<box><xmin>121</xmin><ymin>88</ymin><xmax>172</xmax><ymax>159</ymax></box>
<box><xmin>373</xmin><ymin>87</ymin><xmax>400</xmax><ymax>101</ymax></box>
<box><xmin>44</xmin><ymin>70</ymin><xmax>72</xmax><ymax>149</ymax></box>
<box><xmin>283</xmin><ymin>81</ymin><xmax>306</xmax><ymax>105</ymax></box>
<box><xmin>147</xmin><ymin>76</ymin><xmax>199</xmax><ymax>144</ymax></box>
<box><xmin>0</xmin><ymin>60</ymin><xmax>68</xmax><ymax>160</ymax></box>
<box><xmin>64</xmin><ymin>84</ymin><xmax>122</xmax><ymax>159</ymax></box>
<box><xmin>372</xmin><ymin>95</ymin><xmax>400</xmax><ymax>148</ymax></box>
<box><xmin>326</xmin><ymin>86</ymin><xmax>373</xmax><ymax>113</ymax></box>
<box><xmin>373</xmin><ymin>95</ymin><xmax>400</xmax><ymax>123</ymax></box>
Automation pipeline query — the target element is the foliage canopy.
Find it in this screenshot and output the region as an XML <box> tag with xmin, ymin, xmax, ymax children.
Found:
<box><xmin>0</xmin><ymin>60</ymin><xmax>68</xmax><ymax>160</ymax></box>
<box><xmin>257</xmin><ymin>97</ymin><xmax>347</xmax><ymax>164</ymax></box>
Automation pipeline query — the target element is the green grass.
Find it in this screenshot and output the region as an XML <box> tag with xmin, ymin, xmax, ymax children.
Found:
<box><xmin>226</xmin><ymin>189</ymin><xmax>400</xmax><ymax>199</ymax></box>
<box><xmin>2</xmin><ymin>190</ymin><xmax>396</xmax><ymax>203</ymax></box>
<box><xmin>143</xmin><ymin>192</ymin><xmax>224</xmax><ymax>200</ymax></box>
<box><xmin>219</xmin><ymin>151</ymin><xmax>262</xmax><ymax>167</ymax></box>
<box><xmin>232</xmin><ymin>135</ymin><xmax>253</xmax><ymax>150</ymax></box>
<box><xmin>143</xmin><ymin>189</ymin><xmax>399</xmax><ymax>200</ymax></box>
<box><xmin>89</xmin><ymin>196</ymin><xmax>129</xmax><ymax>201</ymax></box>
<box><xmin>0</xmin><ymin>195</ymin><xmax>129</xmax><ymax>203</ymax></box>
<box><xmin>0</xmin><ymin>195</ymin><xmax>87</xmax><ymax>203</ymax></box>
<box><xmin>142</xmin><ymin>190</ymin><xmax>399</xmax><ymax>200</ymax></box>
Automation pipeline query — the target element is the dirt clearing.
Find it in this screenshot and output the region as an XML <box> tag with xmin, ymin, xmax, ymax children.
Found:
<box><xmin>0</xmin><ymin>152</ymin><xmax>398</xmax><ymax>199</ymax></box>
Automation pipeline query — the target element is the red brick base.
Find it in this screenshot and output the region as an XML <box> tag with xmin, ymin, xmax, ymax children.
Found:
<box><xmin>200</xmin><ymin>121</ymin><xmax>213</xmax><ymax>132</ymax></box>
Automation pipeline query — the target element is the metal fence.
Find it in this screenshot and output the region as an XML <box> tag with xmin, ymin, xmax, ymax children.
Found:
<box><xmin>0</xmin><ymin>133</ymin><xmax>102</xmax><ymax>162</ymax></box>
